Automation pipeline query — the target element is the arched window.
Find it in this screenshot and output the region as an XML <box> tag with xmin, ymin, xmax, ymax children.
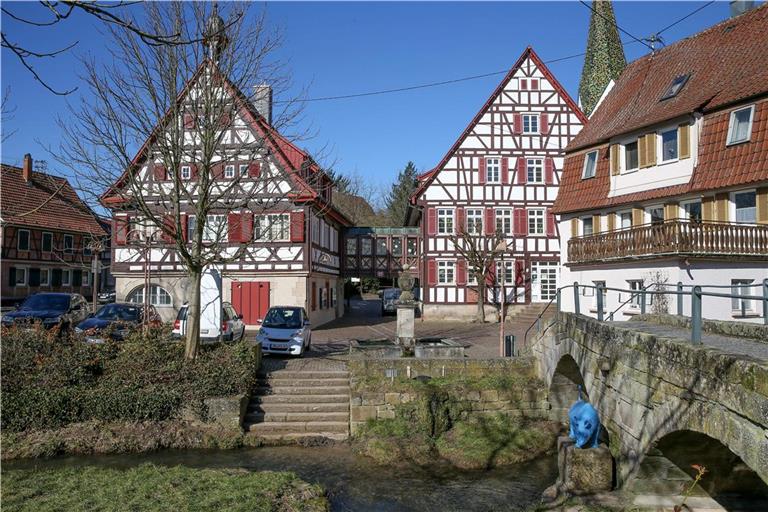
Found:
<box><xmin>126</xmin><ymin>285</ymin><xmax>172</xmax><ymax>306</ymax></box>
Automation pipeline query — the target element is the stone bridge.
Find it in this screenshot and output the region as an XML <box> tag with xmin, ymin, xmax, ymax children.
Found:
<box><xmin>529</xmin><ymin>312</ymin><xmax>768</xmax><ymax>492</ymax></box>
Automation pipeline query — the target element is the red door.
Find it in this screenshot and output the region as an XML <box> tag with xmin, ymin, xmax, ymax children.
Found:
<box><xmin>231</xmin><ymin>281</ymin><xmax>270</xmax><ymax>325</ymax></box>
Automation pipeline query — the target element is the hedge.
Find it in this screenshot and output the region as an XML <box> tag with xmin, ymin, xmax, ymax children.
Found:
<box><xmin>1</xmin><ymin>326</ymin><xmax>259</xmax><ymax>433</ymax></box>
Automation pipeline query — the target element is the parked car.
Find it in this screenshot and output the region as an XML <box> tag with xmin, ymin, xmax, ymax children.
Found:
<box><xmin>1</xmin><ymin>293</ymin><xmax>90</xmax><ymax>331</ymax></box>
<box><xmin>75</xmin><ymin>303</ymin><xmax>161</xmax><ymax>343</ymax></box>
<box><xmin>98</xmin><ymin>290</ymin><xmax>117</xmax><ymax>304</ymax></box>
<box><xmin>255</xmin><ymin>306</ymin><xmax>311</xmax><ymax>356</ymax></box>
<box><xmin>381</xmin><ymin>288</ymin><xmax>402</xmax><ymax>316</ymax></box>
<box><xmin>172</xmin><ymin>301</ymin><xmax>245</xmax><ymax>342</ymax></box>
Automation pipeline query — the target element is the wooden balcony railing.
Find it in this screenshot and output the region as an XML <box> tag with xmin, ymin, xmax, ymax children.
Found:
<box><xmin>568</xmin><ymin>220</ymin><xmax>768</xmax><ymax>264</ymax></box>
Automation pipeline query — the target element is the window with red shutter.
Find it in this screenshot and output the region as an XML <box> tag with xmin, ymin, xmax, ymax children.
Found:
<box><xmin>153</xmin><ymin>165</ymin><xmax>167</xmax><ymax>182</ymax></box>
<box><xmin>162</xmin><ymin>214</ymin><xmax>176</xmax><ymax>243</ymax></box>
<box><xmin>513</xmin><ymin>113</ymin><xmax>523</xmax><ymax>135</ymax></box>
<box><xmin>289</xmin><ymin>211</ymin><xmax>305</xmax><ymax>242</ymax></box>
<box><xmin>241</xmin><ymin>213</ymin><xmax>253</xmax><ymax>242</ymax></box>
<box><xmin>486</xmin><ymin>263</ymin><xmax>496</xmax><ymax>287</ymax></box>
<box><xmin>427</xmin><ymin>259</ymin><xmax>437</xmax><ymax>286</ymax></box>
<box><xmin>114</xmin><ymin>217</ymin><xmax>128</xmax><ymax>246</ymax></box>
<box><xmin>520</xmin><ymin>79</ymin><xmax>528</xmax><ymax>90</ymax></box>
<box><xmin>546</xmin><ymin>209</ymin><xmax>556</xmax><ymax>236</ymax></box>
<box><xmin>427</xmin><ymin>208</ymin><xmax>437</xmax><ymax>236</ymax></box>
<box><xmin>228</xmin><ymin>212</ymin><xmax>242</xmax><ymax>243</ymax></box>
<box><xmin>515</xmin><ymin>260</ymin><xmax>525</xmax><ymax>286</ymax></box>
<box><xmin>545</xmin><ymin>158</ymin><xmax>555</xmax><ymax>185</ymax></box>
<box><xmin>478</xmin><ymin>158</ymin><xmax>487</xmax><ymax>184</ymax></box>
<box><xmin>484</xmin><ymin>208</ymin><xmax>495</xmax><ymax>235</ymax></box>
<box><xmin>456</xmin><ymin>259</ymin><xmax>467</xmax><ymax>286</ymax></box>
<box><xmin>455</xmin><ymin>207</ymin><xmax>464</xmax><ymax>235</ymax></box>
<box><xmin>184</xmin><ymin>114</ymin><xmax>195</xmax><ymax>129</ymax></box>
<box><xmin>517</xmin><ymin>158</ymin><xmax>527</xmax><ymax>185</ymax></box>
<box><xmin>181</xmin><ymin>214</ymin><xmax>188</xmax><ymax>242</ymax></box>
<box><xmin>540</xmin><ymin>114</ymin><xmax>549</xmax><ymax>135</ymax></box>
<box><xmin>248</xmin><ymin>162</ymin><xmax>261</xmax><ymax>178</ymax></box>
<box><xmin>501</xmin><ymin>158</ymin><xmax>509</xmax><ymax>183</ymax></box>
<box><xmin>514</xmin><ymin>208</ymin><xmax>527</xmax><ymax>236</ymax></box>
<box><xmin>531</xmin><ymin>79</ymin><xmax>539</xmax><ymax>90</ymax></box>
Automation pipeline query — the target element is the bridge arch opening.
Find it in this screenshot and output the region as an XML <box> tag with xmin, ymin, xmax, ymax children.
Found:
<box><xmin>548</xmin><ymin>354</ymin><xmax>588</xmax><ymax>424</ymax></box>
<box><xmin>638</xmin><ymin>429</ymin><xmax>768</xmax><ymax>509</ymax></box>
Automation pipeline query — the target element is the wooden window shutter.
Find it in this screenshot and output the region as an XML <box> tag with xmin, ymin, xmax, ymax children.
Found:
<box><xmin>610</xmin><ymin>144</ymin><xmax>620</xmax><ymax>176</ymax></box>
<box><xmin>484</xmin><ymin>208</ymin><xmax>495</xmax><ymax>236</ymax></box>
<box><xmin>646</xmin><ymin>133</ymin><xmax>657</xmax><ymax>166</ymax></box>
<box><xmin>311</xmin><ymin>282</ymin><xmax>316</xmax><ymax>311</ymax></box>
<box><xmin>501</xmin><ymin>158</ymin><xmax>509</xmax><ymax>183</ymax></box>
<box><xmin>184</xmin><ymin>113</ymin><xmax>195</xmax><ymax>129</ymax></box>
<box><xmin>478</xmin><ymin>158</ymin><xmax>487</xmax><ymax>184</ymax></box>
<box><xmin>570</xmin><ymin>218</ymin><xmax>578</xmax><ymax>237</ymax></box>
<box><xmin>190</xmin><ymin>164</ymin><xmax>199</xmax><ymax>180</ymax></box>
<box><xmin>219</xmin><ymin>112</ymin><xmax>231</xmax><ymax>128</ymax></box>
<box><xmin>530</xmin><ymin>79</ymin><xmax>539</xmax><ymax>90</ymax></box>
<box><xmin>427</xmin><ymin>259</ymin><xmax>437</xmax><ymax>286</ymax></box>
<box><xmin>638</xmin><ymin>137</ymin><xmax>648</xmax><ymax>168</ymax></box>
<box><xmin>715</xmin><ymin>193</ymin><xmax>729</xmax><ymax>222</ymax></box>
<box><xmin>607</xmin><ymin>213</ymin><xmax>615</xmax><ymax>232</ymax></box>
<box><xmin>161</xmin><ymin>214</ymin><xmax>176</xmax><ymax>243</ymax></box>
<box><xmin>248</xmin><ymin>162</ymin><xmax>261</xmax><ymax>178</ymax></box>
<box><xmin>29</xmin><ymin>268</ymin><xmax>41</xmax><ymax>287</ymax></box>
<box><xmin>456</xmin><ymin>259</ymin><xmax>467</xmax><ymax>286</ymax></box>
<box><xmin>228</xmin><ymin>212</ymin><xmax>242</xmax><ymax>243</ymax></box>
<box><xmin>540</xmin><ymin>114</ymin><xmax>549</xmax><ymax>135</ymax></box>
<box><xmin>517</xmin><ymin>157</ymin><xmax>527</xmax><ymax>185</ymax></box>
<box><xmin>241</xmin><ymin>213</ymin><xmax>253</xmax><ymax>242</ymax></box>
<box><xmin>546</xmin><ymin>209</ymin><xmax>556</xmax><ymax>236</ymax></box>
<box><xmin>544</xmin><ymin>158</ymin><xmax>555</xmax><ymax>184</ymax></box>
<box><xmin>485</xmin><ymin>262</ymin><xmax>496</xmax><ymax>287</ymax></box>
<box><xmin>702</xmin><ymin>196</ymin><xmax>715</xmax><ymax>222</ymax></box>
<box><xmin>114</xmin><ymin>217</ymin><xmax>128</xmax><ymax>246</ymax></box>
<box><xmin>513</xmin><ymin>208</ymin><xmax>527</xmax><ymax>236</ymax></box>
<box><xmin>180</xmin><ymin>214</ymin><xmax>188</xmax><ymax>242</ymax></box>
<box><xmin>456</xmin><ymin>207</ymin><xmax>464</xmax><ymax>235</ymax></box>
<box><xmin>520</xmin><ymin>79</ymin><xmax>528</xmax><ymax>90</ymax></box>
<box><xmin>153</xmin><ymin>165</ymin><xmax>167</xmax><ymax>182</ymax></box>
<box><xmin>8</xmin><ymin>267</ymin><xmax>16</xmax><ymax>287</ymax></box>
<box><xmin>72</xmin><ymin>270</ymin><xmax>82</xmax><ymax>288</ymax></box>
<box><xmin>513</xmin><ymin>113</ymin><xmax>523</xmax><ymax>135</ymax></box>
<box><xmin>679</xmin><ymin>124</ymin><xmax>691</xmax><ymax>160</ymax></box>
<box><xmin>427</xmin><ymin>208</ymin><xmax>437</xmax><ymax>236</ymax></box>
<box><xmin>290</xmin><ymin>211</ymin><xmax>305</xmax><ymax>242</ymax></box>
<box><xmin>664</xmin><ymin>203</ymin><xmax>679</xmax><ymax>222</ymax></box>
<box><xmin>757</xmin><ymin>187</ymin><xmax>768</xmax><ymax>224</ymax></box>
<box><xmin>592</xmin><ymin>214</ymin><xmax>601</xmax><ymax>234</ymax></box>
<box><xmin>51</xmin><ymin>268</ymin><xmax>62</xmax><ymax>287</ymax></box>
<box><xmin>632</xmin><ymin>207</ymin><xmax>644</xmax><ymax>226</ymax></box>
<box><xmin>515</xmin><ymin>260</ymin><xmax>525</xmax><ymax>286</ymax></box>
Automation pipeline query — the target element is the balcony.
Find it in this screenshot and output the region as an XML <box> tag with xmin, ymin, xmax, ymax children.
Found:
<box><xmin>568</xmin><ymin>220</ymin><xmax>768</xmax><ymax>264</ymax></box>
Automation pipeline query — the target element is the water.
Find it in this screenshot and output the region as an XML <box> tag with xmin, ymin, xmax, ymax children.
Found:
<box><xmin>5</xmin><ymin>446</ymin><xmax>556</xmax><ymax>511</ymax></box>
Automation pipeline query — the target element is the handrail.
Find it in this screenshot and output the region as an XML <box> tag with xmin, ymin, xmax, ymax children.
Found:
<box><xmin>605</xmin><ymin>281</ymin><xmax>656</xmax><ymax>321</ymax></box>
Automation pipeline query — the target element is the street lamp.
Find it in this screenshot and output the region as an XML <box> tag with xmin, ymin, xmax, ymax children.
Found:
<box><xmin>495</xmin><ymin>239</ymin><xmax>508</xmax><ymax>357</ymax></box>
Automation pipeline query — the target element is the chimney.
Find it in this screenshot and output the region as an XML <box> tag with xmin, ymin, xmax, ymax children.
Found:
<box><xmin>22</xmin><ymin>153</ymin><xmax>32</xmax><ymax>182</ymax></box>
<box><xmin>730</xmin><ymin>1</ymin><xmax>755</xmax><ymax>17</ymax></box>
<box><xmin>253</xmin><ymin>84</ymin><xmax>272</xmax><ymax>125</ymax></box>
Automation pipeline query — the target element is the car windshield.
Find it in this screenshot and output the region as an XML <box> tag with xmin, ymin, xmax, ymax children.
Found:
<box><xmin>262</xmin><ymin>308</ymin><xmax>302</xmax><ymax>329</ymax></box>
<box><xmin>20</xmin><ymin>294</ymin><xmax>70</xmax><ymax>312</ymax></box>
<box><xmin>383</xmin><ymin>289</ymin><xmax>401</xmax><ymax>300</ymax></box>
<box><xmin>94</xmin><ymin>304</ymin><xmax>140</xmax><ymax>321</ymax></box>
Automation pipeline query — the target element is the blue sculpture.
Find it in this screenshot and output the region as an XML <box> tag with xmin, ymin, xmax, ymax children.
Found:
<box><xmin>568</xmin><ymin>386</ymin><xmax>601</xmax><ymax>448</ymax></box>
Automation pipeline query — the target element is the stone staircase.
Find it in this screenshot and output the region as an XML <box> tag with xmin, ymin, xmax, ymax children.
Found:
<box><xmin>244</xmin><ymin>367</ymin><xmax>351</xmax><ymax>442</ymax></box>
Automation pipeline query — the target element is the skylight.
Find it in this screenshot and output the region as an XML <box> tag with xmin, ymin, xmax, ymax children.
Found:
<box><xmin>660</xmin><ymin>74</ymin><xmax>690</xmax><ymax>101</ymax></box>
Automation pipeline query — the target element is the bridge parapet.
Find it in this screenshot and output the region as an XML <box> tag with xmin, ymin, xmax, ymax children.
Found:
<box><xmin>531</xmin><ymin>311</ymin><xmax>768</xmax><ymax>487</ymax></box>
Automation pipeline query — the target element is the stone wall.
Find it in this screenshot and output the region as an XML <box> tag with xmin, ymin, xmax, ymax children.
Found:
<box><xmin>532</xmin><ymin>312</ymin><xmax>768</xmax><ymax>486</ymax></box>
<box><xmin>348</xmin><ymin>358</ymin><xmax>549</xmax><ymax>434</ymax></box>
<box><xmin>633</xmin><ymin>313</ymin><xmax>768</xmax><ymax>342</ymax></box>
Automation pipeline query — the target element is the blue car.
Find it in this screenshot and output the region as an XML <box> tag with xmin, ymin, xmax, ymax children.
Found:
<box><xmin>75</xmin><ymin>302</ymin><xmax>161</xmax><ymax>343</ymax></box>
<box><xmin>1</xmin><ymin>293</ymin><xmax>90</xmax><ymax>331</ymax></box>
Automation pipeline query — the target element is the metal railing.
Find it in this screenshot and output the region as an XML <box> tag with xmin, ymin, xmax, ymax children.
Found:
<box><xmin>523</xmin><ymin>279</ymin><xmax>768</xmax><ymax>347</ymax></box>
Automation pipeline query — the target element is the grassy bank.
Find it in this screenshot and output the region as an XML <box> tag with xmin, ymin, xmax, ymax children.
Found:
<box><xmin>1</xmin><ymin>464</ymin><xmax>328</xmax><ymax>512</ymax></box>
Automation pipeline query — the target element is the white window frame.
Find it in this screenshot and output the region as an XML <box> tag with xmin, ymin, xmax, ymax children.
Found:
<box><xmin>495</xmin><ymin>209</ymin><xmax>514</xmax><ymax>236</ymax></box>
<box><xmin>618</xmin><ymin>211</ymin><xmax>632</xmax><ymax>230</ymax></box>
<box><xmin>582</xmin><ymin>150</ymin><xmax>598</xmax><ymax>179</ymax></box>
<box><xmin>522</xmin><ymin>113</ymin><xmax>539</xmax><ymax>134</ymax></box>
<box><xmin>203</xmin><ymin>214</ymin><xmax>227</xmax><ymax>241</ymax></box>
<box><xmin>467</xmin><ymin>265</ymin><xmax>479</xmax><ymax>286</ymax></box>
<box><xmin>731</xmin><ymin>279</ymin><xmax>755</xmax><ymax>313</ymax></box>
<box><xmin>627</xmin><ymin>279</ymin><xmax>644</xmax><ymax>309</ymax></box>
<box><xmin>181</xmin><ymin>165</ymin><xmax>191</xmax><ymax>180</ymax></box>
<box><xmin>726</xmin><ymin>105</ymin><xmax>755</xmax><ymax>146</ymax></box>
<box><xmin>63</xmin><ymin>235</ymin><xmax>74</xmax><ymax>254</ymax></box>
<box><xmin>42</xmin><ymin>232</ymin><xmax>53</xmax><ymax>252</ymax></box>
<box><xmin>127</xmin><ymin>285</ymin><xmax>173</xmax><ymax>307</ymax></box>
<box><xmin>681</xmin><ymin>199</ymin><xmax>702</xmax><ymax>223</ymax></box>
<box><xmin>256</xmin><ymin>213</ymin><xmax>290</xmax><ymax>242</ymax></box>
<box><xmin>437</xmin><ymin>261</ymin><xmax>455</xmax><ymax>285</ymax></box>
<box><xmin>40</xmin><ymin>268</ymin><xmax>50</xmax><ymax>287</ymax></box>
<box><xmin>239</xmin><ymin>164</ymin><xmax>249</xmax><ymax>177</ymax></box>
<box><xmin>581</xmin><ymin>216</ymin><xmax>594</xmax><ymax>236</ymax></box>
<box><xmin>623</xmin><ymin>140</ymin><xmax>639</xmax><ymax>173</ymax></box>
<box><xmin>528</xmin><ymin>208</ymin><xmax>546</xmax><ymax>236</ymax></box>
<box><xmin>17</xmin><ymin>229</ymin><xmax>30</xmax><ymax>251</ymax></box>
<box><xmin>437</xmin><ymin>208</ymin><xmax>454</xmax><ymax>235</ymax></box>
<box><xmin>527</xmin><ymin>158</ymin><xmax>544</xmax><ymax>183</ymax></box>
<box><xmin>82</xmin><ymin>272</ymin><xmax>90</xmax><ymax>286</ymax></box>
<box><xmin>62</xmin><ymin>269</ymin><xmax>72</xmax><ymax>286</ymax></box>
<box><xmin>646</xmin><ymin>205</ymin><xmax>665</xmax><ymax>225</ymax></box>
<box><xmin>14</xmin><ymin>267</ymin><xmax>28</xmax><ymax>287</ymax></box>
<box><xmin>465</xmin><ymin>209</ymin><xmax>483</xmax><ymax>235</ymax></box>
<box><xmin>659</xmin><ymin>127</ymin><xmax>679</xmax><ymax>163</ymax></box>
<box><xmin>224</xmin><ymin>164</ymin><xmax>235</xmax><ymax>179</ymax></box>
<box><xmin>486</xmin><ymin>158</ymin><xmax>501</xmax><ymax>183</ymax></box>
<box><xmin>732</xmin><ymin>189</ymin><xmax>757</xmax><ymax>225</ymax></box>
<box><xmin>496</xmin><ymin>260</ymin><xmax>515</xmax><ymax>285</ymax></box>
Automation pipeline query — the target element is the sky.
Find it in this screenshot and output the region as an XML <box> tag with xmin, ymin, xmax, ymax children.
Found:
<box><xmin>1</xmin><ymin>1</ymin><xmax>733</xmax><ymax>206</ymax></box>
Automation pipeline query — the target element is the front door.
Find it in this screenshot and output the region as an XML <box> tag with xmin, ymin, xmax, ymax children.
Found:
<box><xmin>531</xmin><ymin>262</ymin><xmax>558</xmax><ymax>303</ymax></box>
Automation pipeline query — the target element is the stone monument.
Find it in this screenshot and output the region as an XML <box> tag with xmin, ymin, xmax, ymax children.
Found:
<box><xmin>395</xmin><ymin>265</ymin><xmax>417</xmax><ymax>348</ymax></box>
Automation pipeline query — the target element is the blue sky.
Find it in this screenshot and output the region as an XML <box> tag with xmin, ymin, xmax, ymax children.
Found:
<box><xmin>1</xmin><ymin>1</ymin><xmax>730</xmax><ymax>205</ymax></box>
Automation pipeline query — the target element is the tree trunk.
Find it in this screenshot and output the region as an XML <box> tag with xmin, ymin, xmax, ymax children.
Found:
<box><xmin>477</xmin><ymin>282</ymin><xmax>486</xmax><ymax>323</ymax></box>
<box><xmin>184</xmin><ymin>268</ymin><xmax>203</xmax><ymax>360</ymax></box>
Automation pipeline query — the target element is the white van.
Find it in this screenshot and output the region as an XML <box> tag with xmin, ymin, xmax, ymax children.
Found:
<box><xmin>172</xmin><ymin>302</ymin><xmax>245</xmax><ymax>342</ymax></box>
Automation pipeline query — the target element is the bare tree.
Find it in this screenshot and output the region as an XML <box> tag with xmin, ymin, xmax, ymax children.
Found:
<box><xmin>449</xmin><ymin>228</ymin><xmax>507</xmax><ymax>323</ymax></box>
<box><xmin>54</xmin><ymin>2</ymin><xmax>317</xmax><ymax>360</ymax></box>
<box><xmin>1</xmin><ymin>87</ymin><xmax>17</xmax><ymax>142</ymax></box>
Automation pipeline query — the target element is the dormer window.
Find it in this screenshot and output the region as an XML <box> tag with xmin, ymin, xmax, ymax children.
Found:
<box><xmin>660</xmin><ymin>74</ymin><xmax>690</xmax><ymax>101</ymax></box>
<box><xmin>582</xmin><ymin>150</ymin><xmax>598</xmax><ymax>179</ymax></box>
<box><xmin>727</xmin><ymin>105</ymin><xmax>754</xmax><ymax>145</ymax></box>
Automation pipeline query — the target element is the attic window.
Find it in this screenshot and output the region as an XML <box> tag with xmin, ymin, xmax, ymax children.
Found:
<box><xmin>660</xmin><ymin>74</ymin><xmax>690</xmax><ymax>101</ymax></box>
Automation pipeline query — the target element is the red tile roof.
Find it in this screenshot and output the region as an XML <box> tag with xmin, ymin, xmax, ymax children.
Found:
<box><xmin>1</xmin><ymin>164</ymin><xmax>107</xmax><ymax>235</ymax></box>
<box><xmin>568</xmin><ymin>4</ymin><xmax>768</xmax><ymax>152</ymax></box>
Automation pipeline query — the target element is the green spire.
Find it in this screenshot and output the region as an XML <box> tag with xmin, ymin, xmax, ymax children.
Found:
<box><xmin>579</xmin><ymin>0</ymin><xmax>627</xmax><ymax>116</ymax></box>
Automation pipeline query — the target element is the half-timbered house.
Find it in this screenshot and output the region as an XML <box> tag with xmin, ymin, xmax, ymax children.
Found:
<box><xmin>101</xmin><ymin>62</ymin><xmax>350</xmax><ymax>327</ymax></box>
<box><xmin>1</xmin><ymin>155</ymin><xmax>107</xmax><ymax>307</ymax></box>
<box><xmin>410</xmin><ymin>47</ymin><xmax>586</xmax><ymax>319</ymax></box>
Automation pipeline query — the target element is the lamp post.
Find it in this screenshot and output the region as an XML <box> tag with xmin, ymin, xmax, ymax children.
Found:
<box><xmin>495</xmin><ymin>239</ymin><xmax>508</xmax><ymax>357</ymax></box>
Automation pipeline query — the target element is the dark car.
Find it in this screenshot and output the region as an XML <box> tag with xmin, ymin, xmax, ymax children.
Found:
<box><xmin>98</xmin><ymin>290</ymin><xmax>117</xmax><ymax>304</ymax></box>
<box><xmin>381</xmin><ymin>288</ymin><xmax>402</xmax><ymax>316</ymax></box>
<box><xmin>75</xmin><ymin>302</ymin><xmax>161</xmax><ymax>342</ymax></box>
<box><xmin>1</xmin><ymin>293</ymin><xmax>90</xmax><ymax>331</ymax></box>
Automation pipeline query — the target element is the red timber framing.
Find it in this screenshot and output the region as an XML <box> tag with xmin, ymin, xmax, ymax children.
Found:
<box><xmin>410</xmin><ymin>46</ymin><xmax>586</xmax><ymax>308</ymax></box>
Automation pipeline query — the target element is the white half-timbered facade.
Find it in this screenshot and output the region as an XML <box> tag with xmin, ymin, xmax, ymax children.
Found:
<box><xmin>410</xmin><ymin>47</ymin><xmax>586</xmax><ymax>319</ymax></box>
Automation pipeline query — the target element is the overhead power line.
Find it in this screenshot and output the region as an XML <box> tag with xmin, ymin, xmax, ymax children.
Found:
<box><xmin>656</xmin><ymin>1</ymin><xmax>716</xmax><ymax>36</ymax></box>
<box><xmin>578</xmin><ymin>0</ymin><xmax>654</xmax><ymax>51</ymax></box>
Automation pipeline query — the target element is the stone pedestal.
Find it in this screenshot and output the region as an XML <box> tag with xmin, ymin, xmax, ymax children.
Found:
<box><xmin>544</xmin><ymin>436</ymin><xmax>613</xmax><ymax>501</ymax></box>
<box><xmin>396</xmin><ymin>303</ymin><xmax>416</xmax><ymax>348</ymax></box>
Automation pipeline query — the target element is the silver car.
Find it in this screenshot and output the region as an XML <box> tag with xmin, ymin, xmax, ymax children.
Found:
<box><xmin>255</xmin><ymin>306</ymin><xmax>311</xmax><ymax>356</ymax></box>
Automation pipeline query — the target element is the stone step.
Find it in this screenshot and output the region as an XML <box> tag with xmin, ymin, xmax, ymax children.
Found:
<box><xmin>244</xmin><ymin>431</ymin><xmax>349</xmax><ymax>443</ymax></box>
<box><xmin>249</xmin><ymin>402</ymin><xmax>349</xmax><ymax>414</ymax></box>
<box><xmin>245</xmin><ymin>411</ymin><xmax>349</xmax><ymax>423</ymax></box>
<box><xmin>245</xmin><ymin>421</ymin><xmax>349</xmax><ymax>434</ymax></box>
<box><xmin>257</xmin><ymin>370</ymin><xmax>349</xmax><ymax>380</ymax></box>
<box><xmin>254</xmin><ymin>393</ymin><xmax>350</xmax><ymax>404</ymax></box>
<box><xmin>255</xmin><ymin>386</ymin><xmax>349</xmax><ymax>396</ymax></box>
<box><xmin>257</xmin><ymin>378</ymin><xmax>350</xmax><ymax>388</ymax></box>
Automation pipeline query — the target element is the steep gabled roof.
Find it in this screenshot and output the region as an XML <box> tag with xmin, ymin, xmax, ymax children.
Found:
<box><xmin>411</xmin><ymin>46</ymin><xmax>587</xmax><ymax>203</ymax></box>
<box><xmin>1</xmin><ymin>164</ymin><xmax>106</xmax><ymax>236</ymax></box>
<box><xmin>567</xmin><ymin>3</ymin><xmax>768</xmax><ymax>152</ymax></box>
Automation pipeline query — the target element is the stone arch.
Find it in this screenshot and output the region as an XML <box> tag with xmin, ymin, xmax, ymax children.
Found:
<box><xmin>548</xmin><ymin>354</ymin><xmax>588</xmax><ymax>423</ymax></box>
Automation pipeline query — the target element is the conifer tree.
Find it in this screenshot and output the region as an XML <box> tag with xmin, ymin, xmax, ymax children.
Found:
<box><xmin>384</xmin><ymin>161</ymin><xmax>418</xmax><ymax>226</ymax></box>
<box><xmin>578</xmin><ymin>0</ymin><xmax>626</xmax><ymax>116</ymax></box>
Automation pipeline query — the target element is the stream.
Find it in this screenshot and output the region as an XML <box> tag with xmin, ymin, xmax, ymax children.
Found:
<box><xmin>5</xmin><ymin>446</ymin><xmax>557</xmax><ymax>511</ymax></box>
